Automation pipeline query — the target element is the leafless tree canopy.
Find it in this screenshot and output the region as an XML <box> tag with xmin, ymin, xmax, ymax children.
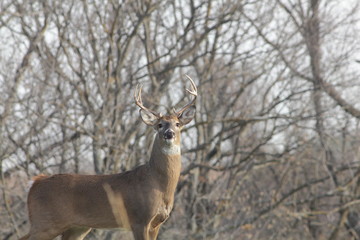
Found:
<box><xmin>1</xmin><ymin>0</ymin><xmax>360</xmax><ymax>239</ymax></box>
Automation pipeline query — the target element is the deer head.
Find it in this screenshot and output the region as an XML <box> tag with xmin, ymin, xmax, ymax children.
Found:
<box><xmin>134</xmin><ymin>75</ymin><xmax>197</xmax><ymax>153</ymax></box>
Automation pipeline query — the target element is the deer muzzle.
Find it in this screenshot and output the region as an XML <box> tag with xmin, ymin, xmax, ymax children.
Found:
<box><xmin>164</xmin><ymin>129</ymin><xmax>175</xmax><ymax>140</ymax></box>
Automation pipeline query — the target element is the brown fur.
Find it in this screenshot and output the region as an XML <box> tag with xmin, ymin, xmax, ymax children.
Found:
<box><xmin>32</xmin><ymin>174</ymin><xmax>48</xmax><ymax>181</ymax></box>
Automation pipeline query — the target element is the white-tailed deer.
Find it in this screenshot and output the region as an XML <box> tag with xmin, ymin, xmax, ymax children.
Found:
<box><xmin>20</xmin><ymin>76</ymin><xmax>197</xmax><ymax>240</ymax></box>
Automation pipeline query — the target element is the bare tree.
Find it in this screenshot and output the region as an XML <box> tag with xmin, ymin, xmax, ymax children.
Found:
<box><xmin>1</xmin><ymin>0</ymin><xmax>360</xmax><ymax>239</ymax></box>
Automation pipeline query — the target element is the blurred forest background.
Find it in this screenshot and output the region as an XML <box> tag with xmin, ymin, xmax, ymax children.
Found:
<box><xmin>1</xmin><ymin>0</ymin><xmax>360</xmax><ymax>239</ymax></box>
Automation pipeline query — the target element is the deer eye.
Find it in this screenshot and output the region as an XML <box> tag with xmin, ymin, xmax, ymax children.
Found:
<box><xmin>176</xmin><ymin>123</ymin><xmax>181</xmax><ymax>127</ymax></box>
<box><xmin>158</xmin><ymin>123</ymin><xmax>163</xmax><ymax>129</ymax></box>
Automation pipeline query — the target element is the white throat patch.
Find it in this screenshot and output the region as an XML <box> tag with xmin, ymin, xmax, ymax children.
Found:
<box><xmin>161</xmin><ymin>144</ymin><xmax>181</xmax><ymax>155</ymax></box>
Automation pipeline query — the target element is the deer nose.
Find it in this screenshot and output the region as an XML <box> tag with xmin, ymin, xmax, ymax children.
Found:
<box><xmin>164</xmin><ymin>129</ymin><xmax>175</xmax><ymax>140</ymax></box>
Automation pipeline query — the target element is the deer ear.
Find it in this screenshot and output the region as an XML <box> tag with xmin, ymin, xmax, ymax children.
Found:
<box><xmin>140</xmin><ymin>110</ymin><xmax>159</xmax><ymax>126</ymax></box>
<box><xmin>178</xmin><ymin>106</ymin><xmax>196</xmax><ymax>125</ymax></box>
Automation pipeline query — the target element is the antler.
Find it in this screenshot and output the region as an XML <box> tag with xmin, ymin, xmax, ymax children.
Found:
<box><xmin>176</xmin><ymin>74</ymin><xmax>198</xmax><ymax>116</ymax></box>
<box><xmin>134</xmin><ymin>84</ymin><xmax>161</xmax><ymax>117</ymax></box>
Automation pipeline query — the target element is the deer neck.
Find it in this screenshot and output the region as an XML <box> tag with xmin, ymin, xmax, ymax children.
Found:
<box><xmin>149</xmin><ymin>134</ymin><xmax>182</xmax><ymax>193</ymax></box>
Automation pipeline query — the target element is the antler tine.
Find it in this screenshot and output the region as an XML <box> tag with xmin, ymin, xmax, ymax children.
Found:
<box><xmin>185</xmin><ymin>74</ymin><xmax>198</xmax><ymax>96</ymax></box>
<box><xmin>176</xmin><ymin>75</ymin><xmax>198</xmax><ymax>116</ymax></box>
<box><xmin>134</xmin><ymin>84</ymin><xmax>160</xmax><ymax>116</ymax></box>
